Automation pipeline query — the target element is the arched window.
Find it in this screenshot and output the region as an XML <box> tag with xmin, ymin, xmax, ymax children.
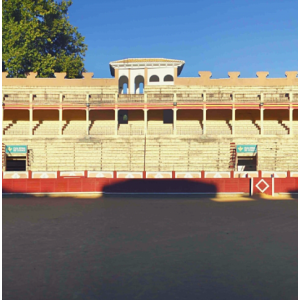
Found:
<box><xmin>134</xmin><ymin>75</ymin><xmax>144</xmax><ymax>94</ymax></box>
<box><xmin>149</xmin><ymin>75</ymin><xmax>159</xmax><ymax>82</ymax></box>
<box><xmin>119</xmin><ymin>76</ymin><xmax>128</xmax><ymax>94</ymax></box>
<box><xmin>164</xmin><ymin>75</ymin><xmax>174</xmax><ymax>82</ymax></box>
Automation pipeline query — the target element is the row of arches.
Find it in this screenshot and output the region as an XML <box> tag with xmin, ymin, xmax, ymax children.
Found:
<box><xmin>149</xmin><ymin>74</ymin><xmax>174</xmax><ymax>82</ymax></box>
<box><xmin>119</xmin><ymin>74</ymin><xmax>174</xmax><ymax>94</ymax></box>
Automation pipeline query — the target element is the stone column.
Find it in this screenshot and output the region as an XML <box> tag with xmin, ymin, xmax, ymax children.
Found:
<box><xmin>144</xmin><ymin>109</ymin><xmax>148</xmax><ymax>135</ymax></box>
<box><xmin>203</xmin><ymin>108</ymin><xmax>207</xmax><ymax>135</ymax></box>
<box><xmin>173</xmin><ymin>108</ymin><xmax>177</xmax><ymax>135</ymax></box>
<box><xmin>232</xmin><ymin>108</ymin><xmax>236</xmax><ymax>136</ymax></box>
<box><xmin>289</xmin><ymin>107</ymin><xmax>293</xmax><ymax>135</ymax></box>
<box><xmin>115</xmin><ymin>109</ymin><xmax>118</xmax><ymax>136</ymax></box>
<box><xmin>260</xmin><ymin>108</ymin><xmax>264</xmax><ymax>135</ymax></box>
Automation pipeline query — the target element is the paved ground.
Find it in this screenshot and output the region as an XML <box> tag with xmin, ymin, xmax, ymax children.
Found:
<box><xmin>3</xmin><ymin>194</ymin><xmax>298</xmax><ymax>300</ymax></box>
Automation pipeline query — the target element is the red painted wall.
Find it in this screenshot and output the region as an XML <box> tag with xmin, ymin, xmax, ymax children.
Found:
<box><xmin>3</xmin><ymin>178</ymin><xmax>249</xmax><ymax>194</ymax></box>
<box><xmin>2</xmin><ymin>177</ymin><xmax>297</xmax><ymax>195</ymax></box>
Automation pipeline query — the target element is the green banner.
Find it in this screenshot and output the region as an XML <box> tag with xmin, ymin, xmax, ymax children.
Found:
<box><xmin>5</xmin><ymin>145</ymin><xmax>27</xmax><ymax>154</ymax></box>
<box><xmin>236</xmin><ymin>145</ymin><xmax>257</xmax><ymax>154</ymax></box>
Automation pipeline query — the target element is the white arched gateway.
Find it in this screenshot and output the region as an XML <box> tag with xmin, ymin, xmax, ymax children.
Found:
<box><xmin>109</xmin><ymin>58</ymin><xmax>185</xmax><ymax>94</ymax></box>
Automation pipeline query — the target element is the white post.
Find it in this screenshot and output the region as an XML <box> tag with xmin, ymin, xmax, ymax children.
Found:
<box><xmin>59</xmin><ymin>93</ymin><xmax>63</xmax><ymax>135</ymax></box>
<box><xmin>203</xmin><ymin>108</ymin><xmax>207</xmax><ymax>135</ymax></box>
<box><xmin>144</xmin><ymin>109</ymin><xmax>148</xmax><ymax>135</ymax></box>
<box><xmin>173</xmin><ymin>108</ymin><xmax>177</xmax><ymax>135</ymax></box>
<box><xmin>232</xmin><ymin>108</ymin><xmax>235</xmax><ymax>136</ymax></box>
<box><xmin>260</xmin><ymin>108</ymin><xmax>264</xmax><ymax>135</ymax></box>
<box><xmin>289</xmin><ymin>107</ymin><xmax>293</xmax><ymax>135</ymax></box>
<box><xmin>29</xmin><ymin>108</ymin><xmax>33</xmax><ymax>136</ymax></box>
<box><xmin>59</xmin><ymin>109</ymin><xmax>62</xmax><ymax>135</ymax></box>
<box><xmin>86</xmin><ymin>108</ymin><xmax>89</xmax><ymax>135</ymax></box>
<box><xmin>29</xmin><ymin>93</ymin><xmax>33</xmax><ymax>135</ymax></box>
<box><xmin>115</xmin><ymin>109</ymin><xmax>118</xmax><ymax>136</ymax></box>
<box><xmin>86</xmin><ymin>94</ymin><xmax>89</xmax><ymax>135</ymax></box>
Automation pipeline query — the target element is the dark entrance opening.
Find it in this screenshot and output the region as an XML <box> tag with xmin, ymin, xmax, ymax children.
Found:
<box><xmin>163</xmin><ymin>110</ymin><xmax>173</xmax><ymax>124</ymax></box>
<box><xmin>118</xmin><ymin>110</ymin><xmax>128</xmax><ymax>124</ymax></box>
<box><xmin>237</xmin><ymin>156</ymin><xmax>257</xmax><ymax>171</ymax></box>
<box><xmin>6</xmin><ymin>156</ymin><xmax>26</xmax><ymax>171</ymax></box>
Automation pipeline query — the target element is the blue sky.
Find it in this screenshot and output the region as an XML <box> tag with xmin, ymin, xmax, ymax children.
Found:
<box><xmin>69</xmin><ymin>0</ymin><xmax>297</xmax><ymax>79</ymax></box>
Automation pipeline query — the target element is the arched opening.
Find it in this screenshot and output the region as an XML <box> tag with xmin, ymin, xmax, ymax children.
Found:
<box><xmin>164</xmin><ymin>75</ymin><xmax>174</xmax><ymax>82</ymax></box>
<box><xmin>119</xmin><ymin>76</ymin><xmax>128</xmax><ymax>94</ymax></box>
<box><xmin>149</xmin><ymin>75</ymin><xmax>159</xmax><ymax>82</ymax></box>
<box><xmin>134</xmin><ymin>75</ymin><xmax>144</xmax><ymax>94</ymax></box>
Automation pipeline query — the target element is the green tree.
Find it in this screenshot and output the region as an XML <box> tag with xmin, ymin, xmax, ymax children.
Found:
<box><xmin>2</xmin><ymin>0</ymin><xmax>87</xmax><ymax>78</ymax></box>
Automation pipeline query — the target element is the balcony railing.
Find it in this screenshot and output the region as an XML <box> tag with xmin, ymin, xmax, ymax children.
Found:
<box><xmin>118</xmin><ymin>94</ymin><xmax>144</xmax><ymax>103</ymax></box>
<box><xmin>176</xmin><ymin>93</ymin><xmax>204</xmax><ymax>103</ymax></box>
<box><xmin>147</xmin><ymin>94</ymin><xmax>174</xmax><ymax>103</ymax></box>
<box><xmin>63</xmin><ymin>94</ymin><xmax>86</xmax><ymax>105</ymax></box>
<box><xmin>2</xmin><ymin>92</ymin><xmax>297</xmax><ymax>106</ymax></box>
<box><xmin>89</xmin><ymin>94</ymin><xmax>115</xmax><ymax>105</ymax></box>
<box><xmin>235</xmin><ymin>94</ymin><xmax>260</xmax><ymax>103</ymax></box>
<box><xmin>292</xmin><ymin>93</ymin><xmax>298</xmax><ymax>102</ymax></box>
<box><xmin>34</xmin><ymin>94</ymin><xmax>60</xmax><ymax>105</ymax></box>
<box><xmin>206</xmin><ymin>93</ymin><xmax>232</xmax><ymax>102</ymax></box>
<box><xmin>263</xmin><ymin>93</ymin><xmax>289</xmax><ymax>103</ymax></box>
<box><xmin>3</xmin><ymin>94</ymin><xmax>30</xmax><ymax>104</ymax></box>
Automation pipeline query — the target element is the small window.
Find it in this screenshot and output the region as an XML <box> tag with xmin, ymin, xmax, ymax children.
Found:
<box><xmin>164</xmin><ymin>75</ymin><xmax>173</xmax><ymax>82</ymax></box>
<box><xmin>149</xmin><ymin>75</ymin><xmax>159</xmax><ymax>82</ymax></box>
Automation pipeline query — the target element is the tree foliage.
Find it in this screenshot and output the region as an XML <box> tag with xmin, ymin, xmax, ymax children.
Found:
<box><xmin>2</xmin><ymin>0</ymin><xmax>87</xmax><ymax>78</ymax></box>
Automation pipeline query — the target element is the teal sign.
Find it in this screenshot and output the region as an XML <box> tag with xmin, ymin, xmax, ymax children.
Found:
<box><xmin>236</xmin><ymin>145</ymin><xmax>257</xmax><ymax>154</ymax></box>
<box><xmin>5</xmin><ymin>145</ymin><xmax>27</xmax><ymax>154</ymax></box>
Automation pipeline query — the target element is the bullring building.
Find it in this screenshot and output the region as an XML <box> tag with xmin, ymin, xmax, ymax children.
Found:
<box><xmin>2</xmin><ymin>58</ymin><xmax>298</xmax><ymax>179</ymax></box>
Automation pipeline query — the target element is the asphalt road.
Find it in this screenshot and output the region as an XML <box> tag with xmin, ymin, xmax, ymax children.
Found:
<box><xmin>3</xmin><ymin>195</ymin><xmax>298</xmax><ymax>300</ymax></box>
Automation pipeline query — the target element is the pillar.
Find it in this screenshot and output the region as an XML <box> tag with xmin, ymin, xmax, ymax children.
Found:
<box><xmin>29</xmin><ymin>109</ymin><xmax>33</xmax><ymax>136</ymax></box>
<box><xmin>232</xmin><ymin>108</ymin><xmax>235</xmax><ymax>136</ymax></box>
<box><xmin>59</xmin><ymin>93</ymin><xmax>63</xmax><ymax>135</ymax></box>
<box><xmin>203</xmin><ymin>108</ymin><xmax>207</xmax><ymax>135</ymax></box>
<box><xmin>29</xmin><ymin>93</ymin><xmax>33</xmax><ymax>135</ymax></box>
<box><xmin>173</xmin><ymin>108</ymin><xmax>177</xmax><ymax>135</ymax></box>
<box><xmin>115</xmin><ymin>109</ymin><xmax>118</xmax><ymax>135</ymax></box>
<box><xmin>2</xmin><ymin>94</ymin><xmax>4</xmax><ymax>124</ymax></box>
<box><xmin>86</xmin><ymin>108</ymin><xmax>89</xmax><ymax>135</ymax></box>
<box><xmin>86</xmin><ymin>94</ymin><xmax>90</xmax><ymax>135</ymax></box>
<box><xmin>144</xmin><ymin>109</ymin><xmax>148</xmax><ymax>135</ymax></box>
<box><xmin>260</xmin><ymin>108</ymin><xmax>264</xmax><ymax>135</ymax></box>
<box><xmin>59</xmin><ymin>108</ymin><xmax>62</xmax><ymax>135</ymax></box>
<box><xmin>289</xmin><ymin>107</ymin><xmax>293</xmax><ymax>135</ymax></box>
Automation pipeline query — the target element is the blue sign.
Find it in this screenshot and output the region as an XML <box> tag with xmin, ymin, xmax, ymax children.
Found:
<box><xmin>5</xmin><ymin>145</ymin><xmax>27</xmax><ymax>154</ymax></box>
<box><xmin>236</xmin><ymin>145</ymin><xmax>257</xmax><ymax>154</ymax></box>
